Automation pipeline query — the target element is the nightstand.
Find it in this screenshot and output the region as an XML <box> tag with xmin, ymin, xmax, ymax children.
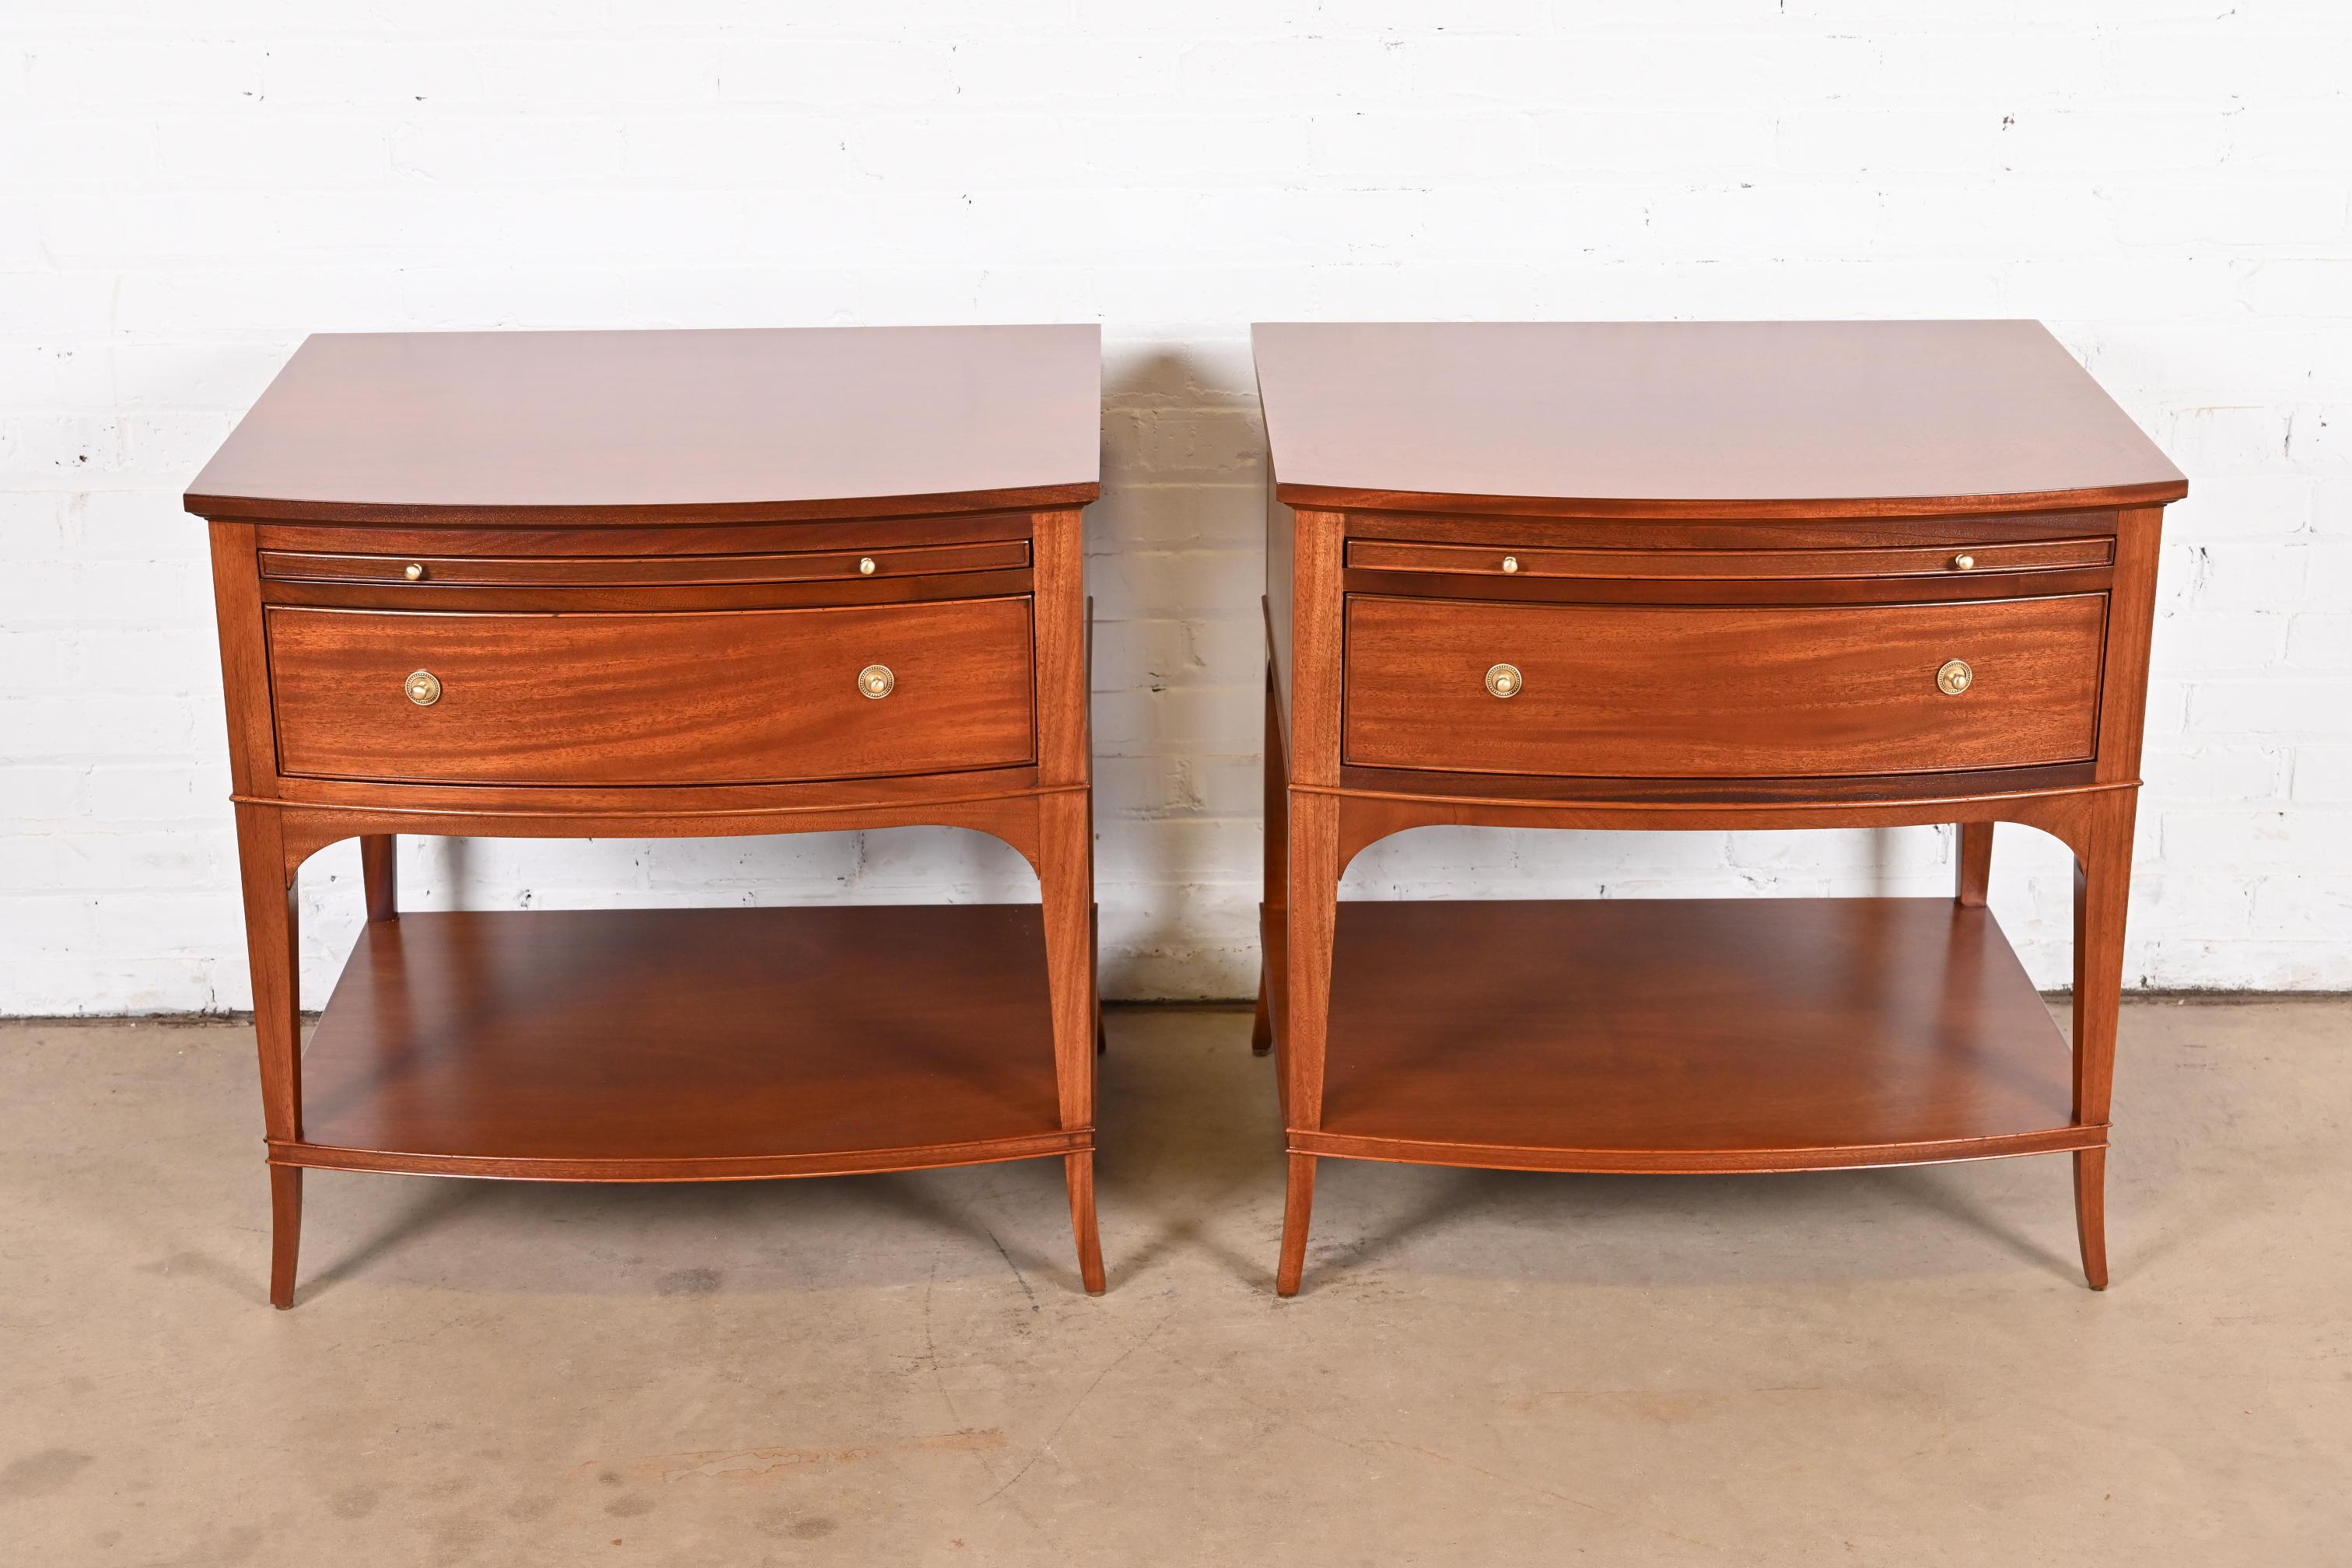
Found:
<box><xmin>1251</xmin><ymin>320</ymin><xmax>2184</xmax><ymax>1295</ymax></box>
<box><xmin>190</xmin><ymin>325</ymin><xmax>1107</xmax><ymax>1305</ymax></box>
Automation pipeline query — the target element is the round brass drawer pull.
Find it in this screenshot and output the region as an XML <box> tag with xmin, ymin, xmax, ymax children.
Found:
<box><xmin>1501</xmin><ymin>555</ymin><xmax>1520</xmax><ymax>574</ymax></box>
<box><xmin>858</xmin><ymin>556</ymin><xmax>877</xmax><ymax>576</ymax></box>
<box><xmin>1936</xmin><ymin>659</ymin><xmax>1974</xmax><ymax>696</ymax></box>
<box><xmin>404</xmin><ymin>670</ymin><xmax>443</xmax><ymax>706</ymax></box>
<box><xmin>1485</xmin><ymin>662</ymin><xmax>1523</xmax><ymax>699</ymax></box>
<box><xmin>404</xmin><ymin>562</ymin><xmax>426</xmax><ymax>581</ymax></box>
<box><xmin>858</xmin><ymin>663</ymin><xmax>895</xmax><ymax>700</ymax></box>
<box><xmin>1951</xmin><ymin>553</ymin><xmax>1975</xmax><ymax>572</ymax></box>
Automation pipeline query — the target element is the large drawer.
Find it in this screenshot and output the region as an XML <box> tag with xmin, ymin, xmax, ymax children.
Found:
<box><xmin>1343</xmin><ymin>594</ymin><xmax>2106</xmax><ymax>779</ymax></box>
<box><xmin>267</xmin><ymin>599</ymin><xmax>1035</xmax><ymax>786</ymax></box>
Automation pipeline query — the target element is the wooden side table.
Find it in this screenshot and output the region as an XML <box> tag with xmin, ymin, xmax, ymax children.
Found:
<box><xmin>189</xmin><ymin>326</ymin><xmax>1108</xmax><ymax>1306</ymax></box>
<box><xmin>1251</xmin><ymin>320</ymin><xmax>2185</xmax><ymax>1296</ymax></box>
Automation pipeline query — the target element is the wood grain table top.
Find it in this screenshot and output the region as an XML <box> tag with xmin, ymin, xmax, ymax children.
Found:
<box><xmin>187</xmin><ymin>324</ymin><xmax>1102</xmax><ymax>525</ymax></box>
<box><xmin>1252</xmin><ymin>319</ymin><xmax>2185</xmax><ymax>519</ymax></box>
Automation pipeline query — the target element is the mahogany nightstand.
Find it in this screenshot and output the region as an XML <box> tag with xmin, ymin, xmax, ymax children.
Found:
<box><xmin>1251</xmin><ymin>320</ymin><xmax>2185</xmax><ymax>1296</ymax></box>
<box><xmin>190</xmin><ymin>325</ymin><xmax>1106</xmax><ymax>1306</ymax></box>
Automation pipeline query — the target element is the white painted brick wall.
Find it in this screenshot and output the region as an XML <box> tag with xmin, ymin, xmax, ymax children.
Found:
<box><xmin>4</xmin><ymin>2</ymin><xmax>2349</xmax><ymax>1013</ymax></box>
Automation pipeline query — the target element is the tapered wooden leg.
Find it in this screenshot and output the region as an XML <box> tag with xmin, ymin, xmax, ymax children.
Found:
<box><xmin>1038</xmin><ymin>791</ymin><xmax>1102</xmax><ymax>1292</ymax></box>
<box><xmin>1257</xmin><ymin>660</ymin><xmax>1286</xmax><ymax>1060</ymax></box>
<box><xmin>1276</xmin><ymin>1153</ymin><xmax>1317</xmax><ymax>1297</ymax></box>
<box><xmin>1283</xmin><ymin>792</ymin><xmax>1338</xmax><ymax>1145</ymax></box>
<box><xmin>234</xmin><ymin>805</ymin><xmax>304</xmax><ymax>1308</ymax></box>
<box><xmin>1955</xmin><ymin>821</ymin><xmax>1993</xmax><ymax>906</ymax></box>
<box><xmin>2073</xmin><ymin>1148</ymin><xmax>2108</xmax><ymax>1291</ymax></box>
<box><xmin>359</xmin><ymin>833</ymin><xmax>397</xmax><ymax>922</ymax></box>
<box><xmin>268</xmin><ymin>1166</ymin><xmax>303</xmax><ymax>1309</ymax></box>
<box><xmin>1065</xmin><ymin>1150</ymin><xmax>1106</xmax><ymax>1295</ymax></box>
<box><xmin>2069</xmin><ymin>793</ymin><xmax>2134</xmax><ymax>1291</ymax></box>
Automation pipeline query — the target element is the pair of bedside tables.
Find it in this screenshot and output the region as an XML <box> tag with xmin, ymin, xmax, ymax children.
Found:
<box><xmin>190</xmin><ymin>321</ymin><xmax>2184</xmax><ymax>1306</ymax></box>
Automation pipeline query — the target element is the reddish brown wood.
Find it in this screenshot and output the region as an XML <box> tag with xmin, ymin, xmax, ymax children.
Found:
<box><xmin>1251</xmin><ymin>656</ymin><xmax>1281</xmax><ymax>1059</ymax></box>
<box><xmin>1307</xmin><ymin>898</ymin><xmax>2084</xmax><ymax>1164</ymax></box>
<box><xmin>359</xmin><ymin>834</ymin><xmax>397</xmax><ymax>922</ymax></box>
<box><xmin>1332</xmin><ymin>762</ymin><xmax>2102</xmax><ymax>814</ymax></box>
<box><xmin>1266</xmin><ymin>495</ymin><xmax>1297</xmax><ymax>732</ymax></box>
<box><xmin>194</xmin><ymin>326</ymin><xmax>1102</xmax><ymax>1303</ymax></box>
<box><xmin>230</xmin><ymin>802</ymin><xmax>302</xmax><ymax>1307</ymax></box>
<box><xmin>258</xmin><ymin>538</ymin><xmax>1029</xmax><ymax>586</ymax></box>
<box><xmin>1345</xmin><ymin>535</ymin><xmax>2112</xmax><ymax>581</ymax></box>
<box><xmin>260</xmin><ymin>569</ymin><xmax>1038</xmax><ymax>618</ymax></box>
<box><xmin>2068</xmin><ymin>789</ymin><xmax>2137</xmax><ymax>1289</ymax></box>
<box><xmin>255</xmin><ymin>513</ymin><xmax>1035</xmax><ymax>558</ymax></box>
<box><xmin>2095</xmin><ymin>509</ymin><xmax>2166</xmax><ymax>786</ymax></box>
<box><xmin>189</xmin><ymin>326</ymin><xmax>1101</xmax><ymax>525</ymax></box>
<box><xmin>259</xmin><ymin>785</ymin><xmax>1059</xmax><ymax>863</ymax></box>
<box><xmin>1956</xmin><ymin>821</ymin><xmax>1994</xmax><ymax>907</ymax></box>
<box><xmin>1254</xmin><ymin>320</ymin><xmax>2184</xmax><ymax>519</ymax></box>
<box><xmin>1276</xmin><ymin>1152</ymin><xmax>1316</xmax><ymax>1298</ymax></box>
<box><xmin>207</xmin><ymin>524</ymin><xmax>275</xmax><ymax>797</ymax></box>
<box><xmin>266</xmin><ymin>599</ymin><xmax>1038</xmax><ymax>787</ymax></box>
<box><xmin>1339</xmin><ymin>565</ymin><xmax>2116</xmax><ymax>611</ymax></box>
<box><xmin>1255</xmin><ymin>319</ymin><xmax>2175</xmax><ymax>1294</ymax></box>
<box><xmin>1342</xmin><ymin>593</ymin><xmax>2108</xmax><ymax>779</ymax></box>
<box><xmin>2075</xmin><ymin>1147</ymin><xmax>2109</xmax><ymax>1291</ymax></box>
<box><xmin>1343</xmin><ymin>509</ymin><xmax>2123</xmax><ymax>552</ymax></box>
<box><xmin>1286</xmin><ymin>511</ymin><xmax>1346</xmax><ymax>789</ymax></box>
<box><xmin>1066</xmin><ymin>1151</ymin><xmax>1106</xmax><ymax>1295</ymax></box>
<box><xmin>287</xmin><ymin>907</ymin><xmax>1069</xmax><ymax>1174</ymax></box>
<box><xmin>268</xmin><ymin>1167</ymin><xmax>301</xmax><ymax>1312</ymax></box>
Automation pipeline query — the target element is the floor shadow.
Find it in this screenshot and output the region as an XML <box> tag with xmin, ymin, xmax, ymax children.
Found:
<box><xmin>302</xmin><ymin>1177</ymin><xmax>495</xmax><ymax>1300</ymax></box>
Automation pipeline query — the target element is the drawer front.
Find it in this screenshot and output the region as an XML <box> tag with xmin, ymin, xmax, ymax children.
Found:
<box><xmin>1344</xmin><ymin>594</ymin><xmax>2106</xmax><ymax>779</ymax></box>
<box><xmin>1346</xmin><ymin>536</ymin><xmax>2113</xmax><ymax>581</ymax></box>
<box><xmin>258</xmin><ymin>538</ymin><xmax>1028</xmax><ymax>587</ymax></box>
<box><xmin>268</xmin><ymin>600</ymin><xmax>1035</xmax><ymax>786</ymax></box>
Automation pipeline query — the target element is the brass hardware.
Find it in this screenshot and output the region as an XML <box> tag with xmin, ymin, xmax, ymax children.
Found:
<box><xmin>1951</xmin><ymin>554</ymin><xmax>1975</xmax><ymax>572</ymax></box>
<box><xmin>1485</xmin><ymin>663</ymin><xmax>1523</xmax><ymax>699</ymax></box>
<box><xmin>404</xmin><ymin>670</ymin><xmax>443</xmax><ymax>706</ymax></box>
<box><xmin>1936</xmin><ymin>659</ymin><xmax>1974</xmax><ymax>696</ymax></box>
<box><xmin>858</xmin><ymin>663</ymin><xmax>895</xmax><ymax>700</ymax></box>
<box><xmin>1501</xmin><ymin>555</ymin><xmax>1519</xmax><ymax>574</ymax></box>
<box><xmin>858</xmin><ymin>556</ymin><xmax>877</xmax><ymax>576</ymax></box>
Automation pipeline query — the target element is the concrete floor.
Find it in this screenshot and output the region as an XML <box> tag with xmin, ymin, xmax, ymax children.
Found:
<box><xmin>3</xmin><ymin>1000</ymin><xmax>2347</xmax><ymax>1566</ymax></box>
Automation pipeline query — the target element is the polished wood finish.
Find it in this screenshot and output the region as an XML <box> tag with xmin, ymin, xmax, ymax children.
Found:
<box><xmin>267</xmin><ymin>598</ymin><xmax>1038</xmax><ymax>786</ymax></box>
<box><xmin>1345</xmin><ymin>534</ymin><xmax>2113</xmax><ymax>581</ymax></box>
<box><xmin>194</xmin><ymin>326</ymin><xmax>1104</xmax><ymax>1304</ymax></box>
<box><xmin>292</xmin><ymin>907</ymin><xmax>1070</xmax><ymax>1175</ymax></box>
<box><xmin>1307</xmin><ymin>898</ymin><xmax>2087</xmax><ymax>1168</ymax></box>
<box><xmin>1252</xmin><ymin>320</ymin><xmax>2186</xmax><ymax>519</ymax></box>
<box><xmin>1341</xmin><ymin>593</ymin><xmax>2107</xmax><ymax>779</ymax></box>
<box><xmin>259</xmin><ymin>537</ymin><xmax>1030</xmax><ymax>586</ymax></box>
<box><xmin>1255</xmin><ymin>320</ymin><xmax>2178</xmax><ymax>1294</ymax></box>
<box><xmin>189</xmin><ymin>326</ymin><xmax>1100</xmax><ymax>525</ymax></box>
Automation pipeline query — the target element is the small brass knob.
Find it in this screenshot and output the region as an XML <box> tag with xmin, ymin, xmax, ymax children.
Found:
<box><xmin>1936</xmin><ymin>659</ymin><xmax>1973</xmax><ymax>697</ymax></box>
<box><xmin>1951</xmin><ymin>554</ymin><xmax>1975</xmax><ymax>572</ymax></box>
<box><xmin>858</xmin><ymin>556</ymin><xmax>877</xmax><ymax>576</ymax></box>
<box><xmin>1501</xmin><ymin>555</ymin><xmax>1520</xmax><ymax>575</ymax></box>
<box><xmin>858</xmin><ymin>663</ymin><xmax>895</xmax><ymax>700</ymax></box>
<box><xmin>404</xmin><ymin>562</ymin><xmax>425</xmax><ymax>581</ymax></box>
<box><xmin>1485</xmin><ymin>663</ymin><xmax>1522</xmax><ymax>699</ymax></box>
<box><xmin>404</xmin><ymin>669</ymin><xmax>443</xmax><ymax>706</ymax></box>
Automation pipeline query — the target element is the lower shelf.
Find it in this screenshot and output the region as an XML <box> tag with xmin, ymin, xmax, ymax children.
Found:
<box><xmin>1291</xmin><ymin>898</ymin><xmax>2098</xmax><ymax>1173</ymax></box>
<box><xmin>284</xmin><ymin>905</ymin><xmax>1079</xmax><ymax>1181</ymax></box>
